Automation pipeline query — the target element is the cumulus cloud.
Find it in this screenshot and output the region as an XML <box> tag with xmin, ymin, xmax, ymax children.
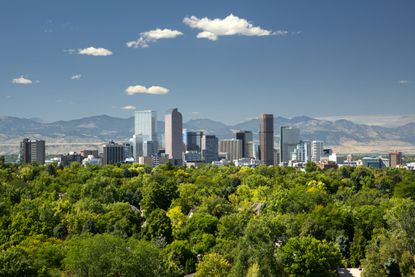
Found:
<box><xmin>12</xmin><ymin>76</ymin><xmax>33</xmax><ymax>85</ymax></box>
<box><xmin>399</xmin><ymin>80</ymin><xmax>409</xmax><ymax>84</ymax></box>
<box><xmin>183</xmin><ymin>14</ymin><xmax>283</xmax><ymax>41</ymax></box>
<box><xmin>127</xmin><ymin>28</ymin><xmax>183</xmax><ymax>48</ymax></box>
<box><xmin>126</xmin><ymin>85</ymin><xmax>169</xmax><ymax>95</ymax></box>
<box><xmin>78</xmin><ymin>47</ymin><xmax>113</xmax><ymax>56</ymax></box>
<box><xmin>122</xmin><ymin>105</ymin><xmax>136</xmax><ymax>110</ymax></box>
<box><xmin>71</xmin><ymin>74</ymin><xmax>82</xmax><ymax>80</ymax></box>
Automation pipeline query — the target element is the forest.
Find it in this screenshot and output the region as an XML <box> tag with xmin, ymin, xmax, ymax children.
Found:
<box><xmin>0</xmin><ymin>160</ymin><xmax>414</xmax><ymax>276</ymax></box>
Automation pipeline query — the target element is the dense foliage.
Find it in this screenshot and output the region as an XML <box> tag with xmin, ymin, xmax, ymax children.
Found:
<box><xmin>0</xmin><ymin>161</ymin><xmax>414</xmax><ymax>276</ymax></box>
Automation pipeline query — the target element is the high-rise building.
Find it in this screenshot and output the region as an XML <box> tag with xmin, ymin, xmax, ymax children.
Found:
<box><xmin>259</xmin><ymin>114</ymin><xmax>274</xmax><ymax>165</ymax></box>
<box><xmin>201</xmin><ymin>135</ymin><xmax>218</xmax><ymax>163</ymax></box>
<box><xmin>186</xmin><ymin>131</ymin><xmax>203</xmax><ymax>152</ymax></box>
<box><xmin>236</xmin><ymin>131</ymin><xmax>253</xmax><ymax>158</ymax></box>
<box><xmin>219</xmin><ymin>139</ymin><xmax>243</xmax><ymax>161</ymax></box>
<box><xmin>246</xmin><ymin>141</ymin><xmax>259</xmax><ymax>159</ymax></box>
<box><xmin>291</xmin><ymin>140</ymin><xmax>311</xmax><ymax>162</ymax></box>
<box><xmin>19</xmin><ymin>138</ymin><xmax>45</xmax><ymax>164</ymax></box>
<box><xmin>165</xmin><ymin>108</ymin><xmax>184</xmax><ymax>164</ymax></box>
<box><xmin>280</xmin><ymin>126</ymin><xmax>300</xmax><ymax>164</ymax></box>
<box><xmin>389</xmin><ymin>152</ymin><xmax>403</xmax><ymax>168</ymax></box>
<box><xmin>103</xmin><ymin>141</ymin><xmax>125</xmax><ymax>165</ymax></box>
<box><xmin>311</xmin><ymin>140</ymin><xmax>324</xmax><ymax>162</ymax></box>
<box><xmin>134</xmin><ymin>110</ymin><xmax>158</xmax><ymax>158</ymax></box>
<box><xmin>60</xmin><ymin>152</ymin><xmax>83</xmax><ymax>167</ymax></box>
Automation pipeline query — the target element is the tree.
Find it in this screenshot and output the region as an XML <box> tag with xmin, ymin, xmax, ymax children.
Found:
<box><xmin>195</xmin><ymin>253</ymin><xmax>231</xmax><ymax>277</ymax></box>
<box><xmin>280</xmin><ymin>236</ymin><xmax>341</xmax><ymax>276</ymax></box>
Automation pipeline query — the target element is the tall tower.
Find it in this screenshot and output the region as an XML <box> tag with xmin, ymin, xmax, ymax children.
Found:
<box><xmin>19</xmin><ymin>138</ymin><xmax>45</xmax><ymax>164</ymax></box>
<box><xmin>134</xmin><ymin>110</ymin><xmax>158</xmax><ymax>157</ymax></box>
<box><xmin>280</xmin><ymin>126</ymin><xmax>300</xmax><ymax>164</ymax></box>
<box><xmin>236</xmin><ymin>131</ymin><xmax>253</xmax><ymax>158</ymax></box>
<box><xmin>165</xmin><ymin>108</ymin><xmax>184</xmax><ymax>164</ymax></box>
<box><xmin>259</xmin><ymin>114</ymin><xmax>274</xmax><ymax>166</ymax></box>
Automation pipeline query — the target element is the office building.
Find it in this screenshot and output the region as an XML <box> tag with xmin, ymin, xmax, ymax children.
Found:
<box><xmin>291</xmin><ymin>140</ymin><xmax>311</xmax><ymax>162</ymax></box>
<box><xmin>201</xmin><ymin>135</ymin><xmax>218</xmax><ymax>163</ymax></box>
<box><xmin>280</xmin><ymin>126</ymin><xmax>300</xmax><ymax>164</ymax></box>
<box><xmin>82</xmin><ymin>155</ymin><xmax>102</xmax><ymax>166</ymax></box>
<box><xmin>236</xmin><ymin>131</ymin><xmax>253</xmax><ymax>158</ymax></box>
<box><xmin>19</xmin><ymin>138</ymin><xmax>46</xmax><ymax>164</ymax></box>
<box><xmin>259</xmin><ymin>114</ymin><xmax>274</xmax><ymax>165</ymax></box>
<box><xmin>165</xmin><ymin>108</ymin><xmax>185</xmax><ymax>164</ymax></box>
<box><xmin>186</xmin><ymin>131</ymin><xmax>203</xmax><ymax>152</ymax></box>
<box><xmin>134</xmin><ymin>110</ymin><xmax>158</xmax><ymax>158</ymax></box>
<box><xmin>103</xmin><ymin>141</ymin><xmax>125</xmax><ymax>165</ymax></box>
<box><xmin>311</xmin><ymin>141</ymin><xmax>324</xmax><ymax>162</ymax></box>
<box><xmin>183</xmin><ymin>151</ymin><xmax>201</xmax><ymax>162</ymax></box>
<box><xmin>389</xmin><ymin>152</ymin><xmax>403</xmax><ymax>168</ymax></box>
<box><xmin>123</xmin><ymin>143</ymin><xmax>134</xmax><ymax>159</ymax></box>
<box><xmin>61</xmin><ymin>152</ymin><xmax>83</xmax><ymax>167</ymax></box>
<box><xmin>219</xmin><ymin>139</ymin><xmax>243</xmax><ymax>161</ymax></box>
<box><xmin>246</xmin><ymin>141</ymin><xmax>259</xmax><ymax>159</ymax></box>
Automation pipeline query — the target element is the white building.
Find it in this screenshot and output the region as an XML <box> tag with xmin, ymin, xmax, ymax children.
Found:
<box><xmin>311</xmin><ymin>140</ymin><xmax>324</xmax><ymax>162</ymax></box>
<box><xmin>134</xmin><ymin>110</ymin><xmax>158</xmax><ymax>159</ymax></box>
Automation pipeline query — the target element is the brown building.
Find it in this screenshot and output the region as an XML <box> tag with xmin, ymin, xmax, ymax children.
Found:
<box><xmin>389</xmin><ymin>152</ymin><xmax>403</xmax><ymax>168</ymax></box>
<box><xmin>19</xmin><ymin>138</ymin><xmax>45</xmax><ymax>164</ymax></box>
<box><xmin>259</xmin><ymin>114</ymin><xmax>274</xmax><ymax>166</ymax></box>
<box><xmin>165</xmin><ymin>108</ymin><xmax>184</xmax><ymax>165</ymax></box>
<box><xmin>80</xmin><ymin>149</ymin><xmax>99</xmax><ymax>158</ymax></box>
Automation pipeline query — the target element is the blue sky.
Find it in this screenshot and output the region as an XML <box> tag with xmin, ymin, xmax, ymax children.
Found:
<box><xmin>0</xmin><ymin>0</ymin><xmax>414</xmax><ymax>124</ymax></box>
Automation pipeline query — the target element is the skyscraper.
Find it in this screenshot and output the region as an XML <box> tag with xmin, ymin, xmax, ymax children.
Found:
<box><xmin>259</xmin><ymin>114</ymin><xmax>274</xmax><ymax>165</ymax></box>
<box><xmin>389</xmin><ymin>152</ymin><xmax>402</xmax><ymax>168</ymax></box>
<box><xmin>134</xmin><ymin>110</ymin><xmax>158</xmax><ymax>158</ymax></box>
<box><xmin>19</xmin><ymin>138</ymin><xmax>45</xmax><ymax>164</ymax></box>
<box><xmin>280</xmin><ymin>126</ymin><xmax>300</xmax><ymax>164</ymax></box>
<box><xmin>236</xmin><ymin>131</ymin><xmax>253</xmax><ymax>158</ymax></box>
<box><xmin>165</xmin><ymin>108</ymin><xmax>184</xmax><ymax>164</ymax></box>
<box><xmin>186</xmin><ymin>131</ymin><xmax>203</xmax><ymax>152</ymax></box>
<box><xmin>201</xmin><ymin>135</ymin><xmax>218</xmax><ymax>163</ymax></box>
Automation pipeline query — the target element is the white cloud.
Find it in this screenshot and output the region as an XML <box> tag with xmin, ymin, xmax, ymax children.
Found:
<box><xmin>71</xmin><ymin>74</ymin><xmax>82</xmax><ymax>80</ymax></box>
<box><xmin>127</xmin><ymin>28</ymin><xmax>183</xmax><ymax>48</ymax></box>
<box><xmin>399</xmin><ymin>80</ymin><xmax>409</xmax><ymax>84</ymax></box>
<box><xmin>12</xmin><ymin>76</ymin><xmax>33</xmax><ymax>85</ymax></box>
<box><xmin>126</xmin><ymin>85</ymin><xmax>169</xmax><ymax>95</ymax></box>
<box><xmin>183</xmin><ymin>14</ymin><xmax>283</xmax><ymax>41</ymax></box>
<box><xmin>122</xmin><ymin>105</ymin><xmax>136</xmax><ymax>110</ymax></box>
<box><xmin>78</xmin><ymin>47</ymin><xmax>113</xmax><ymax>56</ymax></box>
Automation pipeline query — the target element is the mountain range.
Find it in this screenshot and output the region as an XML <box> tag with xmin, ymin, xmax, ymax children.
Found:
<box><xmin>1</xmin><ymin>115</ymin><xmax>415</xmax><ymax>155</ymax></box>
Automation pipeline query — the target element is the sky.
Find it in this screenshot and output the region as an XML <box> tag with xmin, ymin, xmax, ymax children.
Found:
<box><xmin>0</xmin><ymin>0</ymin><xmax>414</xmax><ymax>124</ymax></box>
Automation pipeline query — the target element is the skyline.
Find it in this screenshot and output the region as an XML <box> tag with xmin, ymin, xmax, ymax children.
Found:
<box><xmin>1</xmin><ymin>0</ymin><xmax>414</xmax><ymax>124</ymax></box>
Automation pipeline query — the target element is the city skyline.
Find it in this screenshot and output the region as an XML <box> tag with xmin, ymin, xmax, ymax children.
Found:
<box><xmin>1</xmin><ymin>0</ymin><xmax>414</xmax><ymax>124</ymax></box>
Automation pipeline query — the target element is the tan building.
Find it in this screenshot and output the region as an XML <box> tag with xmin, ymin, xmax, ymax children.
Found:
<box><xmin>165</xmin><ymin>108</ymin><xmax>184</xmax><ymax>164</ymax></box>
<box><xmin>389</xmin><ymin>152</ymin><xmax>403</xmax><ymax>168</ymax></box>
<box><xmin>219</xmin><ymin>139</ymin><xmax>242</xmax><ymax>161</ymax></box>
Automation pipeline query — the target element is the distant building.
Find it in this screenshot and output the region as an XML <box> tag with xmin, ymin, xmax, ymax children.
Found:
<box><xmin>273</xmin><ymin>149</ymin><xmax>280</xmax><ymax>165</ymax></box>
<box><xmin>234</xmin><ymin>158</ymin><xmax>261</xmax><ymax>167</ymax></box>
<box><xmin>183</xmin><ymin>151</ymin><xmax>201</xmax><ymax>162</ymax></box>
<box><xmin>165</xmin><ymin>108</ymin><xmax>185</xmax><ymax>164</ymax></box>
<box><xmin>280</xmin><ymin>126</ymin><xmax>300</xmax><ymax>163</ymax></box>
<box><xmin>82</xmin><ymin>155</ymin><xmax>102</xmax><ymax>166</ymax></box>
<box><xmin>134</xmin><ymin>110</ymin><xmax>158</xmax><ymax>158</ymax></box>
<box><xmin>236</xmin><ymin>131</ymin><xmax>253</xmax><ymax>158</ymax></box>
<box><xmin>389</xmin><ymin>152</ymin><xmax>403</xmax><ymax>168</ymax></box>
<box><xmin>329</xmin><ymin>153</ymin><xmax>345</xmax><ymax>164</ymax></box>
<box><xmin>201</xmin><ymin>135</ymin><xmax>218</xmax><ymax>163</ymax></box>
<box><xmin>60</xmin><ymin>152</ymin><xmax>83</xmax><ymax>167</ymax></box>
<box><xmin>246</xmin><ymin>141</ymin><xmax>259</xmax><ymax>160</ymax></box>
<box><xmin>123</xmin><ymin>143</ymin><xmax>134</xmax><ymax>160</ymax></box>
<box><xmin>311</xmin><ymin>141</ymin><xmax>324</xmax><ymax>162</ymax></box>
<box><xmin>259</xmin><ymin>114</ymin><xmax>274</xmax><ymax>165</ymax></box>
<box><xmin>0</xmin><ymin>155</ymin><xmax>5</xmax><ymax>164</ymax></box>
<box><xmin>291</xmin><ymin>140</ymin><xmax>311</xmax><ymax>162</ymax></box>
<box><xmin>19</xmin><ymin>138</ymin><xmax>45</xmax><ymax>164</ymax></box>
<box><xmin>80</xmin><ymin>149</ymin><xmax>98</xmax><ymax>158</ymax></box>
<box><xmin>219</xmin><ymin>139</ymin><xmax>243</xmax><ymax>161</ymax></box>
<box><xmin>186</xmin><ymin>131</ymin><xmax>203</xmax><ymax>152</ymax></box>
<box><xmin>362</xmin><ymin>157</ymin><xmax>388</xmax><ymax>169</ymax></box>
<box><xmin>103</xmin><ymin>141</ymin><xmax>125</xmax><ymax>165</ymax></box>
<box><xmin>138</xmin><ymin>156</ymin><xmax>169</xmax><ymax>167</ymax></box>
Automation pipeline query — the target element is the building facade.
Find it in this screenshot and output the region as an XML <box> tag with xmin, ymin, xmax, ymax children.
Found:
<box><xmin>165</xmin><ymin>108</ymin><xmax>185</xmax><ymax>164</ymax></box>
<box><xmin>103</xmin><ymin>141</ymin><xmax>125</xmax><ymax>165</ymax></box>
<box><xmin>236</xmin><ymin>131</ymin><xmax>253</xmax><ymax>158</ymax></box>
<box><xmin>19</xmin><ymin>138</ymin><xmax>46</xmax><ymax>164</ymax></box>
<box><xmin>219</xmin><ymin>139</ymin><xmax>243</xmax><ymax>161</ymax></box>
<box><xmin>201</xmin><ymin>135</ymin><xmax>218</xmax><ymax>163</ymax></box>
<box><xmin>134</xmin><ymin>110</ymin><xmax>158</xmax><ymax>158</ymax></box>
<box><xmin>259</xmin><ymin>114</ymin><xmax>274</xmax><ymax>166</ymax></box>
<box><xmin>311</xmin><ymin>140</ymin><xmax>324</xmax><ymax>162</ymax></box>
<box><xmin>280</xmin><ymin>126</ymin><xmax>300</xmax><ymax>164</ymax></box>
